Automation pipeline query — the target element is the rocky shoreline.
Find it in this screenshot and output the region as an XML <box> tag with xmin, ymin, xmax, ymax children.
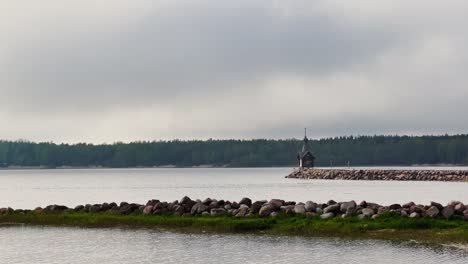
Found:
<box><xmin>1</xmin><ymin>197</ymin><xmax>467</xmax><ymax>221</ymax></box>
<box><xmin>286</xmin><ymin>168</ymin><xmax>468</xmax><ymax>181</ymax></box>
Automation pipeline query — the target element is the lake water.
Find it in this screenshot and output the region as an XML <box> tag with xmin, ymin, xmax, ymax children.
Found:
<box><xmin>1</xmin><ymin>167</ymin><xmax>467</xmax><ymax>263</ymax></box>
<box><xmin>0</xmin><ymin>226</ymin><xmax>466</xmax><ymax>264</ymax></box>
<box><xmin>0</xmin><ymin>167</ymin><xmax>467</xmax><ymax>209</ymax></box>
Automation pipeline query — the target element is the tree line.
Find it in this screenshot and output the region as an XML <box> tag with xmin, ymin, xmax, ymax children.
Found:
<box><xmin>0</xmin><ymin>135</ymin><xmax>467</xmax><ymax>168</ymax></box>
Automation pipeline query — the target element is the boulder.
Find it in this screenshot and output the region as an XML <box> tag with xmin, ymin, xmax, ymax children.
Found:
<box><xmin>210</xmin><ymin>208</ymin><xmax>226</xmax><ymax>216</ymax></box>
<box><xmin>426</xmin><ymin>206</ymin><xmax>439</xmax><ymax>218</ymax></box>
<box><xmin>359</xmin><ymin>201</ymin><xmax>368</xmax><ymax>208</ymax></box>
<box><xmin>282</xmin><ymin>205</ymin><xmax>295</xmax><ymax>216</ymax></box>
<box><xmin>268</xmin><ymin>199</ymin><xmax>284</xmax><ymax>210</ymax></box>
<box><xmin>259</xmin><ymin>205</ymin><xmax>274</xmax><ymax>217</ymax></box>
<box><xmin>442</xmin><ymin>206</ymin><xmax>455</xmax><ymax>219</ymax></box>
<box><xmin>323</xmin><ymin>204</ymin><xmax>340</xmax><ymax>214</ymax></box>
<box><xmin>402</xmin><ymin>202</ymin><xmax>415</xmax><ymax>208</ymax></box>
<box><xmin>305</xmin><ymin>201</ymin><xmax>317</xmax><ymax>212</ymax></box>
<box><xmin>191</xmin><ymin>202</ymin><xmax>209</xmax><ymax>215</ymax></box>
<box><xmin>89</xmin><ymin>204</ymin><xmax>101</xmax><ymax>213</ymax></box>
<box><xmin>231</xmin><ymin>202</ymin><xmax>240</xmax><ymax>209</ymax></box>
<box><xmin>377</xmin><ymin>207</ymin><xmax>388</xmax><ymax>215</ymax></box>
<box><xmin>454</xmin><ymin>203</ymin><xmax>466</xmax><ymax>214</ymax></box>
<box><xmin>173</xmin><ymin>205</ymin><xmax>185</xmax><ymax>215</ymax></box>
<box><xmin>357</xmin><ymin>214</ymin><xmax>368</xmax><ymax>220</ymax></box>
<box><xmin>294</xmin><ymin>204</ymin><xmax>306</xmax><ymax>214</ymax></box>
<box><xmin>344</xmin><ymin>207</ymin><xmax>355</xmax><ymax>217</ymax></box>
<box><xmin>180</xmin><ymin>196</ymin><xmax>192</xmax><ymax>205</ymax></box>
<box><xmin>202</xmin><ymin>198</ymin><xmax>213</xmax><ymax>205</ymax></box>
<box><xmin>320</xmin><ymin>212</ymin><xmax>334</xmax><ymax>219</ymax></box>
<box><xmin>239</xmin><ymin>197</ymin><xmax>252</xmax><ymax>207</ymax></box>
<box><xmin>327</xmin><ymin>200</ymin><xmax>337</xmax><ymax>206</ymax></box>
<box><xmin>340</xmin><ymin>201</ymin><xmax>356</xmax><ymax>213</ymax></box>
<box><xmin>361</xmin><ymin>208</ymin><xmax>375</xmax><ymax>217</ymax></box>
<box><xmin>143</xmin><ymin>205</ymin><xmax>154</xmax><ymax>215</ymax></box>
<box><xmin>146</xmin><ymin>199</ymin><xmax>160</xmax><ymax>206</ymax></box>
<box><xmin>74</xmin><ymin>205</ymin><xmax>85</xmax><ymax>212</ymax></box>
<box><xmin>430</xmin><ymin>201</ymin><xmax>444</xmax><ymax>210</ymax></box>
<box><xmin>409</xmin><ymin>212</ymin><xmax>420</xmax><ymax>218</ymax></box>
<box><xmin>235</xmin><ymin>206</ymin><xmax>250</xmax><ymax>217</ymax></box>
<box><xmin>250</xmin><ymin>201</ymin><xmax>265</xmax><ymax>214</ymax></box>
<box><xmin>119</xmin><ymin>204</ymin><xmax>133</xmax><ymax>215</ymax></box>
<box><xmin>389</xmin><ymin>204</ymin><xmax>401</xmax><ymax>210</ymax></box>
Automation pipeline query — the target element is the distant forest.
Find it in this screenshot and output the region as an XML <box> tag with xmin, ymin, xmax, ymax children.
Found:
<box><xmin>1</xmin><ymin>135</ymin><xmax>468</xmax><ymax>168</ymax></box>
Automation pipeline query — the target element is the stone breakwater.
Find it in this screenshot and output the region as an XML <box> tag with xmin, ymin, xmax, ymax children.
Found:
<box><xmin>1</xmin><ymin>197</ymin><xmax>467</xmax><ymax>221</ymax></box>
<box><xmin>286</xmin><ymin>168</ymin><xmax>468</xmax><ymax>181</ymax></box>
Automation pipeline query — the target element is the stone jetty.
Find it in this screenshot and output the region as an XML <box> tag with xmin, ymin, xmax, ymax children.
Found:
<box><xmin>286</xmin><ymin>168</ymin><xmax>468</xmax><ymax>181</ymax></box>
<box><xmin>1</xmin><ymin>197</ymin><xmax>467</xmax><ymax>221</ymax></box>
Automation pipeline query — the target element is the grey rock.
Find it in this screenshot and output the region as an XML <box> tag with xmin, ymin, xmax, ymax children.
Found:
<box><xmin>361</xmin><ymin>208</ymin><xmax>375</xmax><ymax>217</ymax></box>
<box><xmin>320</xmin><ymin>212</ymin><xmax>335</xmax><ymax>219</ymax></box>
<box><xmin>142</xmin><ymin>205</ymin><xmax>153</xmax><ymax>215</ymax></box>
<box><xmin>426</xmin><ymin>206</ymin><xmax>439</xmax><ymax>218</ymax></box>
<box><xmin>340</xmin><ymin>201</ymin><xmax>356</xmax><ymax>213</ymax></box>
<box><xmin>294</xmin><ymin>204</ymin><xmax>306</xmax><ymax>214</ymax></box>
<box><xmin>323</xmin><ymin>204</ymin><xmax>340</xmax><ymax>214</ymax></box>
<box><xmin>210</xmin><ymin>208</ymin><xmax>226</xmax><ymax>216</ymax></box>
<box><xmin>409</xmin><ymin>212</ymin><xmax>420</xmax><ymax>218</ymax></box>
<box><xmin>250</xmin><ymin>201</ymin><xmax>265</xmax><ymax>214</ymax></box>
<box><xmin>305</xmin><ymin>201</ymin><xmax>317</xmax><ymax>212</ymax></box>
<box><xmin>268</xmin><ymin>199</ymin><xmax>284</xmax><ymax>210</ymax></box>
<box><xmin>442</xmin><ymin>206</ymin><xmax>454</xmax><ymax>219</ymax></box>
<box><xmin>259</xmin><ymin>205</ymin><xmax>274</xmax><ymax>217</ymax></box>
<box><xmin>454</xmin><ymin>203</ymin><xmax>466</xmax><ymax>214</ymax></box>
<box><xmin>357</xmin><ymin>214</ymin><xmax>368</xmax><ymax>220</ymax></box>
<box><xmin>239</xmin><ymin>197</ymin><xmax>252</xmax><ymax>207</ymax></box>
<box><xmin>235</xmin><ymin>207</ymin><xmax>250</xmax><ymax>217</ymax></box>
<box><xmin>430</xmin><ymin>201</ymin><xmax>444</xmax><ymax>210</ymax></box>
<box><xmin>402</xmin><ymin>202</ymin><xmax>415</xmax><ymax>208</ymax></box>
<box><xmin>191</xmin><ymin>202</ymin><xmax>208</xmax><ymax>215</ymax></box>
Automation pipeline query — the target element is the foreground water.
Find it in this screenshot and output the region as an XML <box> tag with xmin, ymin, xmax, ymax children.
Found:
<box><xmin>0</xmin><ymin>167</ymin><xmax>468</xmax><ymax>208</ymax></box>
<box><xmin>0</xmin><ymin>226</ymin><xmax>466</xmax><ymax>264</ymax></box>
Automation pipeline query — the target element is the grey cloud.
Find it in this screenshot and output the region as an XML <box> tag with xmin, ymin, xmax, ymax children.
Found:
<box><xmin>1</xmin><ymin>0</ymin><xmax>468</xmax><ymax>142</ymax></box>
<box><xmin>2</xmin><ymin>0</ymin><xmax>404</xmax><ymax>111</ymax></box>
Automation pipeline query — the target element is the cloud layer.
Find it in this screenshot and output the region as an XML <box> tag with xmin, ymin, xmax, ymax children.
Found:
<box><xmin>1</xmin><ymin>0</ymin><xmax>468</xmax><ymax>143</ymax></box>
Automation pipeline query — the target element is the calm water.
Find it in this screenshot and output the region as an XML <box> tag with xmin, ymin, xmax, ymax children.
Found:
<box><xmin>0</xmin><ymin>167</ymin><xmax>467</xmax><ymax>208</ymax></box>
<box><xmin>0</xmin><ymin>226</ymin><xmax>466</xmax><ymax>264</ymax></box>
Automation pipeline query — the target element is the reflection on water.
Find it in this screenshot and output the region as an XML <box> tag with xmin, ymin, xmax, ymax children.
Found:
<box><xmin>0</xmin><ymin>168</ymin><xmax>467</xmax><ymax>208</ymax></box>
<box><xmin>0</xmin><ymin>226</ymin><xmax>466</xmax><ymax>264</ymax></box>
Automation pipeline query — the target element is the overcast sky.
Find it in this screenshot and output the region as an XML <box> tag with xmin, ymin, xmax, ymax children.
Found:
<box><xmin>1</xmin><ymin>0</ymin><xmax>468</xmax><ymax>143</ymax></box>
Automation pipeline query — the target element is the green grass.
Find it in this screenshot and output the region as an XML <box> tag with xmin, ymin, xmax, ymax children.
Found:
<box><xmin>1</xmin><ymin>212</ymin><xmax>467</xmax><ymax>244</ymax></box>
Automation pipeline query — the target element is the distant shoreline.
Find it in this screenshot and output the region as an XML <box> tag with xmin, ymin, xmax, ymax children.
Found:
<box><xmin>0</xmin><ymin>164</ymin><xmax>467</xmax><ymax>171</ymax></box>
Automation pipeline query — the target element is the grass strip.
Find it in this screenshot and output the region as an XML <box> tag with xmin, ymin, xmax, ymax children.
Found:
<box><xmin>1</xmin><ymin>212</ymin><xmax>467</xmax><ymax>244</ymax></box>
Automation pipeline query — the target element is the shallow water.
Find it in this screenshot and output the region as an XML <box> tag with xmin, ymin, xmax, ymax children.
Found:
<box><xmin>0</xmin><ymin>167</ymin><xmax>467</xmax><ymax>208</ymax></box>
<box><xmin>0</xmin><ymin>226</ymin><xmax>466</xmax><ymax>264</ymax></box>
